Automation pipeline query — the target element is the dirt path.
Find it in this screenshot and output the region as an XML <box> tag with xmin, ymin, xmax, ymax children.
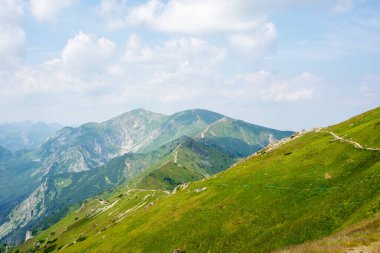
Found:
<box><xmin>325</xmin><ymin>131</ymin><xmax>380</xmax><ymax>151</ymax></box>
<box><xmin>127</xmin><ymin>188</ymin><xmax>171</xmax><ymax>195</ymax></box>
<box><xmin>201</xmin><ymin>117</ymin><xmax>227</xmax><ymax>138</ymax></box>
<box><xmin>173</xmin><ymin>144</ymin><xmax>180</xmax><ymax>163</ymax></box>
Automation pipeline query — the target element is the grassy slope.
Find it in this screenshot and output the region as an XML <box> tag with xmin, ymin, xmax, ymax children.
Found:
<box><xmin>137</xmin><ymin>161</ymin><xmax>203</xmax><ymax>191</ymax></box>
<box><xmin>328</xmin><ymin>107</ymin><xmax>380</xmax><ymax>148</ymax></box>
<box><xmin>277</xmin><ymin>213</ymin><xmax>380</xmax><ymax>252</ymax></box>
<box><xmin>131</xmin><ymin>137</ymin><xmax>237</xmax><ymax>191</ymax></box>
<box><xmin>18</xmin><ymin>108</ymin><xmax>380</xmax><ymax>253</ymax></box>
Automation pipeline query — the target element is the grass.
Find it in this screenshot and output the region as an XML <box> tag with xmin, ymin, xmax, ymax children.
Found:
<box><xmin>137</xmin><ymin>161</ymin><xmax>203</xmax><ymax>191</ymax></box>
<box><xmin>328</xmin><ymin>106</ymin><xmax>380</xmax><ymax>148</ymax></box>
<box><xmin>16</xmin><ymin>107</ymin><xmax>380</xmax><ymax>253</ymax></box>
<box><xmin>131</xmin><ymin>136</ymin><xmax>237</xmax><ymax>191</ymax></box>
<box><xmin>276</xmin><ymin>212</ymin><xmax>380</xmax><ymax>252</ymax></box>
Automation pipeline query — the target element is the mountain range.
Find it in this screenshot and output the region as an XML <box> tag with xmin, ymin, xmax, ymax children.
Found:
<box><xmin>14</xmin><ymin>107</ymin><xmax>380</xmax><ymax>253</ymax></box>
<box><xmin>0</xmin><ymin>109</ymin><xmax>293</xmax><ymax>245</ymax></box>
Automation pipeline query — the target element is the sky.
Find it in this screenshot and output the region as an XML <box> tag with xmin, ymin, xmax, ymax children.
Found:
<box><xmin>0</xmin><ymin>0</ymin><xmax>379</xmax><ymax>131</ymax></box>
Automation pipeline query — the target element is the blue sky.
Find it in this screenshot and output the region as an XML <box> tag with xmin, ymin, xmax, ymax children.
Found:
<box><xmin>0</xmin><ymin>0</ymin><xmax>379</xmax><ymax>130</ymax></box>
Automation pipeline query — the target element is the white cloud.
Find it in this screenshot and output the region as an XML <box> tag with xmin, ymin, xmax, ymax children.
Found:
<box><xmin>0</xmin><ymin>27</ymin><xmax>320</xmax><ymax>125</ymax></box>
<box><xmin>0</xmin><ymin>0</ymin><xmax>23</xmax><ymax>23</ymax></box>
<box><xmin>229</xmin><ymin>22</ymin><xmax>277</xmax><ymax>57</ymax></box>
<box><xmin>98</xmin><ymin>0</ymin><xmax>272</xmax><ymax>33</ymax></box>
<box><xmin>222</xmin><ymin>71</ymin><xmax>318</xmax><ymax>102</ymax></box>
<box><xmin>0</xmin><ymin>25</ymin><xmax>26</xmax><ymax>66</ymax></box>
<box><xmin>61</xmin><ymin>31</ymin><xmax>116</xmax><ymax>78</ymax></box>
<box><xmin>112</xmin><ymin>35</ymin><xmax>226</xmax><ymax>103</ymax></box>
<box><xmin>0</xmin><ymin>33</ymin><xmax>227</xmax><ymax>122</ymax></box>
<box><xmin>122</xmin><ymin>34</ymin><xmax>155</xmax><ymax>63</ymax></box>
<box><xmin>30</xmin><ymin>0</ymin><xmax>75</xmax><ymax>21</ymax></box>
<box><xmin>261</xmin><ymin>73</ymin><xmax>317</xmax><ymax>102</ymax></box>
<box><xmin>125</xmin><ymin>35</ymin><xmax>225</xmax><ymax>87</ymax></box>
<box><xmin>121</xmin><ymin>34</ymin><xmax>225</xmax><ymax>74</ymax></box>
<box><xmin>0</xmin><ymin>0</ymin><xmax>25</xmax><ymax>67</ymax></box>
<box><xmin>97</xmin><ymin>0</ymin><xmax>351</xmax><ymax>33</ymax></box>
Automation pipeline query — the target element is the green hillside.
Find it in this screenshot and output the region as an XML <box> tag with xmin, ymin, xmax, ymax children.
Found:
<box><xmin>17</xmin><ymin>107</ymin><xmax>380</xmax><ymax>252</ymax></box>
<box><xmin>135</xmin><ymin>136</ymin><xmax>237</xmax><ymax>191</ymax></box>
<box><xmin>29</xmin><ymin>136</ymin><xmax>236</xmax><ymax>233</ymax></box>
<box><xmin>277</xmin><ymin>213</ymin><xmax>380</xmax><ymax>252</ymax></box>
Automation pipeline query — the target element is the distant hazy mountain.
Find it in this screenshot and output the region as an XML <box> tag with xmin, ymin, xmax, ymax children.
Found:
<box><xmin>0</xmin><ymin>121</ymin><xmax>62</xmax><ymax>151</ymax></box>
<box><xmin>0</xmin><ymin>109</ymin><xmax>294</xmax><ymax>245</ymax></box>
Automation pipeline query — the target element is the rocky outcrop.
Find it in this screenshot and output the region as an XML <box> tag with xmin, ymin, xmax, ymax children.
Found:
<box><xmin>0</xmin><ymin>179</ymin><xmax>47</xmax><ymax>239</ymax></box>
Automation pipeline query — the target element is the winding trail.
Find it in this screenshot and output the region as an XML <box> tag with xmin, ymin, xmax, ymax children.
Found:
<box><xmin>173</xmin><ymin>144</ymin><xmax>180</xmax><ymax>163</ymax></box>
<box><xmin>201</xmin><ymin>117</ymin><xmax>227</xmax><ymax>138</ymax></box>
<box><xmin>126</xmin><ymin>188</ymin><xmax>171</xmax><ymax>195</ymax></box>
<box><xmin>325</xmin><ymin>131</ymin><xmax>380</xmax><ymax>151</ymax></box>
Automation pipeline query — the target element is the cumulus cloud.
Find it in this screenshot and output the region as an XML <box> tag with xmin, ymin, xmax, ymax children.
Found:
<box><xmin>0</xmin><ymin>27</ymin><xmax>320</xmax><ymax>124</ymax></box>
<box><xmin>261</xmin><ymin>72</ymin><xmax>317</xmax><ymax>102</ymax></box>
<box><xmin>0</xmin><ymin>0</ymin><xmax>25</xmax><ymax>67</ymax></box>
<box><xmin>229</xmin><ymin>22</ymin><xmax>277</xmax><ymax>57</ymax></box>
<box><xmin>98</xmin><ymin>0</ymin><xmax>272</xmax><ymax>33</ymax></box>
<box><xmin>222</xmin><ymin>71</ymin><xmax>318</xmax><ymax>102</ymax></box>
<box><xmin>30</xmin><ymin>0</ymin><xmax>75</xmax><ymax>21</ymax></box>
<box><xmin>0</xmin><ymin>25</ymin><xmax>25</xmax><ymax>67</ymax></box>
<box><xmin>0</xmin><ymin>0</ymin><xmax>23</xmax><ymax>23</ymax></box>
<box><xmin>97</xmin><ymin>0</ymin><xmax>352</xmax><ymax>33</ymax></box>
<box><xmin>0</xmin><ymin>31</ymin><xmax>118</xmax><ymax>107</ymax></box>
<box><xmin>120</xmin><ymin>34</ymin><xmax>225</xmax><ymax>90</ymax></box>
<box><xmin>123</xmin><ymin>34</ymin><xmax>224</xmax><ymax>65</ymax></box>
<box><xmin>61</xmin><ymin>31</ymin><xmax>116</xmax><ymax>78</ymax></box>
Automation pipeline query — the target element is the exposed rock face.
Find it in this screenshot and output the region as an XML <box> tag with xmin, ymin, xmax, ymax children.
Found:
<box><xmin>25</xmin><ymin>231</ymin><xmax>33</xmax><ymax>242</ymax></box>
<box><xmin>0</xmin><ymin>180</ymin><xmax>47</xmax><ymax>239</ymax></box>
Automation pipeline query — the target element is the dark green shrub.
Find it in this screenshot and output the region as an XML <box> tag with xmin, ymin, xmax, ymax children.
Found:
<box><xmin>47</xmin><ymin>238</ymin><xmax>57</xmax><ymax>244</ymax></box>
<box><xmin>76</xmin><ymin>235</ymin><xmax>87</xmax><ymax>242</ymax></box>
<box><xmin>43</xmin><ymin>244</ymin><xmax>56</xmax><ymax>253</ymax></box>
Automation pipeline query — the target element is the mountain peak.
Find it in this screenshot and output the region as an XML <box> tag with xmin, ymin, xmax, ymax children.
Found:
<box><xmin>107</xmin><ymin>109</ymin><xmax>166</xmax><ymax>123</ymax></box>
<box><xmin>128</xmin><ymin>108</ymin><xmax>155</xmax><ymax>114</ymax></box>
<box><xmin>170</xmin><ymin>109</ymin><xmax>226</xmax><ymax>125</ymax></box>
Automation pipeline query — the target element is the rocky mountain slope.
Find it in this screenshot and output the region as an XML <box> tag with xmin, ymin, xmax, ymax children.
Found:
<box><xmin>15</xmin><ymin>107</ymin><xmax>379</xmax><ymax>253</ymax></box>
<box><xmin>0</xmin><ymin>109</ymin><xmax>292</xmax><ymax>245</ymax></box>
